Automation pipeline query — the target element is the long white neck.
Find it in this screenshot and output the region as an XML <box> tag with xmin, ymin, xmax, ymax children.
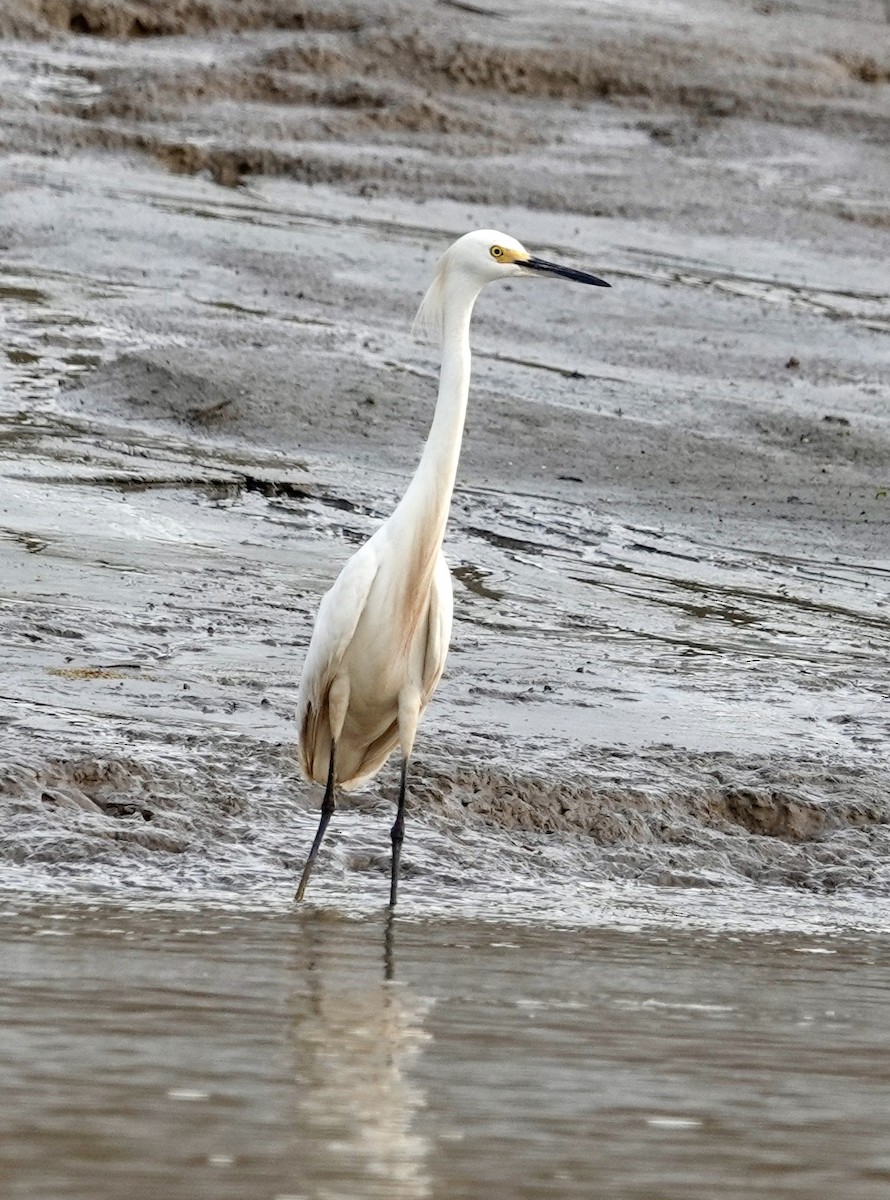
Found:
<box><xmin>397</xmin><ymin>273</ymin><xmax>481</xmax><ymax>539</ymax></box>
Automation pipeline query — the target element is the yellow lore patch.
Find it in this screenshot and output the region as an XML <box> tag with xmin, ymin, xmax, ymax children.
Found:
<box><xmin>489</xmin><ymin>245</ymin><xmax>528</xmax><ymax>264</ymax></box>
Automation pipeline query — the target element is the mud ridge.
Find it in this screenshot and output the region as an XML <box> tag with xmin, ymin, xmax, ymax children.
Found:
<box><xmin>263</xmin><ymin>27</ymin><xmax>890</xmax><ymax>130</ymax></box>
<box><xmin>4</xmin><ymin>0</ymin><xmax>366</xmax><ymax>40</ymax></box>
<box><xmin>410</xmin><ymin>751</ymin><xmax>890</xmax><ymax>891</ymax></box>
<box><xmin>4</xmin><ymin>748</ymin><xmax>889</xmax><ymax>895</ymax></box>
<box><xmin>80</xmin><ymin>64</ymin><xmax>487</xmax><ymax>137</ymax></box>
<box><xmin>414</xmin><ymin>753</ymin><xmax>890</xmax><ymax>842</ymax></box>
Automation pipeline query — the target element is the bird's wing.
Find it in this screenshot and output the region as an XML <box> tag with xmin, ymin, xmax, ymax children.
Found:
<box><xmin>297</xmin><ymin>540</ymin><xmax>381</xmax><ymax>777</ymax></box>
<box><xmin>421</xmin><ymin>551</ymin><xmax>454</xmax><ymax>704</ymax></box>
<box><xmin>300</xmin><ymin>540</ymin><xmax>382</xmax><ymax>696</ymax></box>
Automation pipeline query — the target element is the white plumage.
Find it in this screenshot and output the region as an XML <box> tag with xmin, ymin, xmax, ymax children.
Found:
<box><xmin>294</xmin><ymin>229</ymin><xmax>609</xmax><ymax>905</ymax></box>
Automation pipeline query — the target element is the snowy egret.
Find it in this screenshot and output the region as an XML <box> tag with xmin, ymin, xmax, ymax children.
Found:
<box><xmin>295</xmin><ymin>229</ymin><xmax>609</xmax><ymax>905</ymax></box>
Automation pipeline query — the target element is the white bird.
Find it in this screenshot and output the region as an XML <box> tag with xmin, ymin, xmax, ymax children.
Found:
<box><xmin>295</xmin><ymin>229</ymin><xmax>609</xmax><ymax>906</ymax></box>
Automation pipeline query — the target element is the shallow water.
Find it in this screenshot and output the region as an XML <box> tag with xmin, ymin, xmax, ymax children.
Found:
<box><xmin>3</xmin><ymin>900</ymin><xmax>890</xmax><ymax>1200</ymax></box>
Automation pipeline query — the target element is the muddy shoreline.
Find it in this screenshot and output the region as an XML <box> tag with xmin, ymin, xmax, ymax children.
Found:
<box><xmin>1</xmin><ymin>0</ymin><xmax>889</xmax><ymax>909</ymax></box>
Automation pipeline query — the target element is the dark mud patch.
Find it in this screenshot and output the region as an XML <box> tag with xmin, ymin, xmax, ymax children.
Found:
<box><xmin>831</xmin><ymin>50</ymin><xmax>890</xmax><ymax>85</ymax></box>
<box><xmin>63</xmin><ymin>355</ymin><xmax>250</xmax><ymax>428</ymax></box>
<box><xmin>5</xmin><ymin>0</ymin><xmax>364</xmax><ymax>40</ymax></box>
<box><xmin>749</xmin><ymin>409</ymin><xmax>890</xmax><ymax>470</ymax></box>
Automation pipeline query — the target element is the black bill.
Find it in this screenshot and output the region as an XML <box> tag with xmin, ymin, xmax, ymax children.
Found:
<box><xmin>524</xmin><ymin>256</ymin><xmax>610</xmax><ymax>287</ymax></box>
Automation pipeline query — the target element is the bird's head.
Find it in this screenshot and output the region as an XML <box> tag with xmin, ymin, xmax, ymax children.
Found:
<box><xmin>413</xmin><ymin>228</ymin><xmax>609</xmax><ymax>342</ymax></box>
<box><xmin>452</xmin><ymin>229</ymin><xmax>610</xmax><ymax>287</ymax></box>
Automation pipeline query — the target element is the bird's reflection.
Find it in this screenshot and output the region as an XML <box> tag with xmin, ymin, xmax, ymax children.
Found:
<box><xmin>384</xmin><ymin>908</ymin><xmax>396</xmax><ymax>983</ymax></box>
<box><xmin>289</xmin><ymin>912</ymin><xmax>432</xmax><ymax>1199</ymax></box>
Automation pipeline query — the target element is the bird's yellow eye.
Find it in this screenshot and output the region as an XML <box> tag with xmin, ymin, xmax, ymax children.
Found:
<box><xmin>490</xmin><ymin>245</ymin><xmax>504</xmax><ymax>259</ymax></box>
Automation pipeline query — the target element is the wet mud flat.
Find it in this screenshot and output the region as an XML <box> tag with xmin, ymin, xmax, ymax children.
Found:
<box><xmin>0</xmin><ymin>0</ymin><xmax>889</xmax><ymax>907</ymax></box>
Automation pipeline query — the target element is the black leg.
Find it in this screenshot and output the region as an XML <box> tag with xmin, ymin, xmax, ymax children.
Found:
<box><xmin>295</xmin><ymin>743</ymin><xmax>336</xmax><ymax>902</ymax></box>
<box><xmin>389</xmin><ymin>756</ymin><xmax>409</xmax><ymax>908</ymax></box>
